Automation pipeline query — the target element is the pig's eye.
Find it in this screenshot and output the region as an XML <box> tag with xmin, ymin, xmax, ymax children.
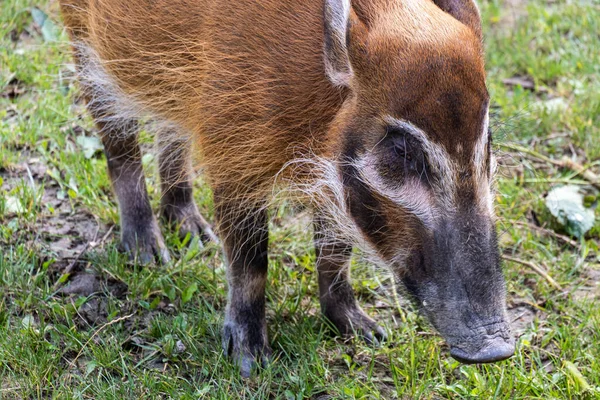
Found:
<box><xmin>387</xmin><ymin>128</ymin><xmax>423</xmax><ymax>172</ymax></box>
<box><xmin>392</xmin><ymin>136</ymin><xmax>413</xmax><ymax>162</ymax></box>
<box><xmin>377</xmin><ymin>126</ymin><xmax>430</xmax><ymax>185</ymax></box>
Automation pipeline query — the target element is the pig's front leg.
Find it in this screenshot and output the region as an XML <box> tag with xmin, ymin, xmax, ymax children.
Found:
<box><xmin>217</xmin><ymin>199</ymin><xmax>271</xmax><ymax>378</ymax></box>
<box><xmin>314</xmin><ymin>214</ymin><xmax>386</xmax><ymax>344</ymax></box>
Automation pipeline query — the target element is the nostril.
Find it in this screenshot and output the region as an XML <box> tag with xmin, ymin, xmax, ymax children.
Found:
<box><xmin>450</xmin><ymin>337</ymin><xmax>515</xmax><ymax>364</ymax></box>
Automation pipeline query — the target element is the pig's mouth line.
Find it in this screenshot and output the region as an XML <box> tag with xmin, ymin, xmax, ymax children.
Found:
<box><xmin>465</xmin><ymin>317</ymin><xmax>508</xmax><ymax>329</ymax></box>
<box><xmin>443</xmin><ymin>329</ymin><xmax>513</xmax><ymax>349</ymax></box>
<box><xmin>469</xmin><ymin>325</ymin><xmax>512</xmax><ymax>339</ymax></box>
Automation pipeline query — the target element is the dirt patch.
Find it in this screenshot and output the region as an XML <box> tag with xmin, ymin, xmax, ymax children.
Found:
<box><xmin>54</xmin><ymin>270</ymin><xmax>128</xmax><ymax>326</ymax></box>
<box><xmin>1</xmin><ymin>158</ymin><xmax>113</xmax><ymax>261</ymax></box>
<box><xmin>2</xmin><ymin>154</ymin><xmax>186</xmax><ymax>364</ymax></box>
<box><xmin>570</xmin><ymin>264</ymin><xmax>600</xmax><ymax>303</ymax></box>
<box><xmin>508</xmin><ymin>304</ymin><xmax>538</xmax><ymax>336</ymax></box>
<box><xmin>507</xmin><ymin>294</ymin><xmax>547</xmax><ymax>337</ymax></box>
<box><xmin>58</xmin><ymin>272</ymin><xmax>127</xmax><ymax>298</ymax></box>
<box><xmin>39</xmin><ymin>207</ymin><xmax>107</xmax><ymax>260</ymax></box>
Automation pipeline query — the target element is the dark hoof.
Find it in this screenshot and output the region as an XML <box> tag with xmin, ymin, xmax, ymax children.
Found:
<box><xmin>222</xmin><ymin>321</ymin><xmax>271</xmax><ymax>378</ymax></box>
<box><xmin>325</xmin><ymin>306</ymin><xmax>387</xmax><ymax>346</ymax></box>
<box><xmin>360</xmin><ymin>322</ymin><xmax>387</xmax><ymax>346</ymax></box>
<box><xmin>121</xmin><ymin>220</ymin><xmax>171</xmax><ymax>264</ymax></box>
<box><xmin>162</xmin><ymin>203</ymin><xmax>219</xmax><ymax>244</ymax></box>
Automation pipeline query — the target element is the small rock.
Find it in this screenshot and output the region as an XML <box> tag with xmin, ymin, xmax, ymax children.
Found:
<box><xmin>175</xmin><ymin>340</ymin><xmax>186</xmax><ymax>353</ymax></box>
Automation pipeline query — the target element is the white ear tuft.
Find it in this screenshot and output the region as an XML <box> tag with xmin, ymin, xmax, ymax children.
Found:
<box><xmin>323</xmin><ymin>0</ymin><xmax>353</xmax><ymax>87</ymax></box>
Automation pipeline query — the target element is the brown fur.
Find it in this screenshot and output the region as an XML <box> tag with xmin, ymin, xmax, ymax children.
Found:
<box><xmin>59</xmin><ymin>0</ymin><xmax>485</xmax><ymax>206</ymax></box>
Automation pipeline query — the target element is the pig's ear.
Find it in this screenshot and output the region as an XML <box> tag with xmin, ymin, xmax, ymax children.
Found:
<box><xmin>323</xmin><ymin>0</ymin><xmax>354</xmax><ymax>87</ymax></box>
<box><xmin>432</xmin><ymin>0</ymin><xmax>482</xmax><ymax>39</ymax></box>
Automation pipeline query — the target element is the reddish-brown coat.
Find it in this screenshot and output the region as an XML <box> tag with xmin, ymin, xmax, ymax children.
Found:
<box><xmin>59</xmin><ymin>0</ymin><xmax>485</xmax><ymax>202</ymax></box>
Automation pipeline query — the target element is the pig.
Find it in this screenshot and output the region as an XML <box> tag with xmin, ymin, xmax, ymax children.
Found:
<box><xmin>58</xmin><ymin>0</ymin><xmax>515</xmax><ymax>377</ymax></box>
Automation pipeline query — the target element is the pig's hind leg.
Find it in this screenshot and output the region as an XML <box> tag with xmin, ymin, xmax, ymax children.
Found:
<box><xmin>314</xmin><ymin>214</ymin><xmax>387</xmax><ymax>344</ymax></box>
<box><xmin>157</xmin><ymin>133</ymin><xmax>218</xmax><ymax>243</ymax></box>
<box><xmin>76</xmin><ymin>43</ymin><xmax>170</xmax><ymax>264</ymax></box>
<box><xmin>92</xmin><ymin>120</ymin><xmax>170</xmax><ymax>264</ymax></box>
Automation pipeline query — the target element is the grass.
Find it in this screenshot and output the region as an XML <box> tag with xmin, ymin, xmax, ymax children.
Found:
<box><xmin>1</xmin><ymin>0</ymin><xmax>599</xmax><ymax>398</ymax></box>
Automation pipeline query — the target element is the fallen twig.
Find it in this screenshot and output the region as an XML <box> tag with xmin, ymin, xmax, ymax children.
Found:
<box><xmin>92</xmin><ymin>223</ymin><xmax>115</xmax><ymax>248</ymax></box>
<box><xmin>560</xmin><ymin>157</ymin><xmax>600</xmax><ymax>190</ymax></box>
<box><xmin>0</xmin><ymin>387</ymin><xmax>22</xmax><ymax>393</ymax></box>
<box><xmin>521</xmin><ymin>178</ymin><xmax>589</xmax><ymax>185</ymax></box>
<box><xmin>62</xmin><ymin>242</ymin><xmax>91</xmax><ymax>276</ymax></box>
<box><xmin>499</xmin><ymin>143</ymin><xmax>563</xmax><ymax>166</ymax></box>
<box><xmin>63</xmin><ymin>224</ymin><xmax>114</xmax><ymax>275</ymax></box>
<box><xmin>514</xmin><ymin>220</ymin><xmax>581</xmax><ymax>250</ymax></box>
<box><xmin>511</xmin><ymin>310</ymin><xmax>534</xmax><ymax>326</ymax></box>
<box><xmin>68</xmin><ymin>313</ymin><xmax>134</xmax><ymax>369</ymax></box>
<box><xmin>502</xmin><ymin>255</ymin><xmax>563</xmax><ymax>291</ymax></box>
<box><xmin>499</xmin><ymin>143</ymin><xmax>600</xmax><ymax>189</ymax></box>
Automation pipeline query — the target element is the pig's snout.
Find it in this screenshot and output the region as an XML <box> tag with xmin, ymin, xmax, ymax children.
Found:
<box><xmin>447</xmin><ymin>318</ymin><xmax>515</xmax><ymax>364</ymax></box>
<box><xmin>450</xmin><ymin>336</ymin><xmax>515</xmax><ymax>364</ymax></box>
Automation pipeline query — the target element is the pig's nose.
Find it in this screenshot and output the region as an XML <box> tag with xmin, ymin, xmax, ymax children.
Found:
<box><xmin>450</xmin><ymin>337</ymin><xmax>515</xmax><ymax>364</ymax></box>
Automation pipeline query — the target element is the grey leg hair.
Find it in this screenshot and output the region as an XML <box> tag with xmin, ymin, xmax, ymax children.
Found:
<box><xmin>158</xmin><ymin>136</ymin><xmax>218</xmax><ymax>243</ymax></box>
<box><xmin>216</xmin><ymin>194</ymin><xmax>271</xmax><ymax>378</ymax></box>
<box><xmin>314</xmin><ymin>212</ymin><xmax>386</xmax><ymax>344</ymax></box>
